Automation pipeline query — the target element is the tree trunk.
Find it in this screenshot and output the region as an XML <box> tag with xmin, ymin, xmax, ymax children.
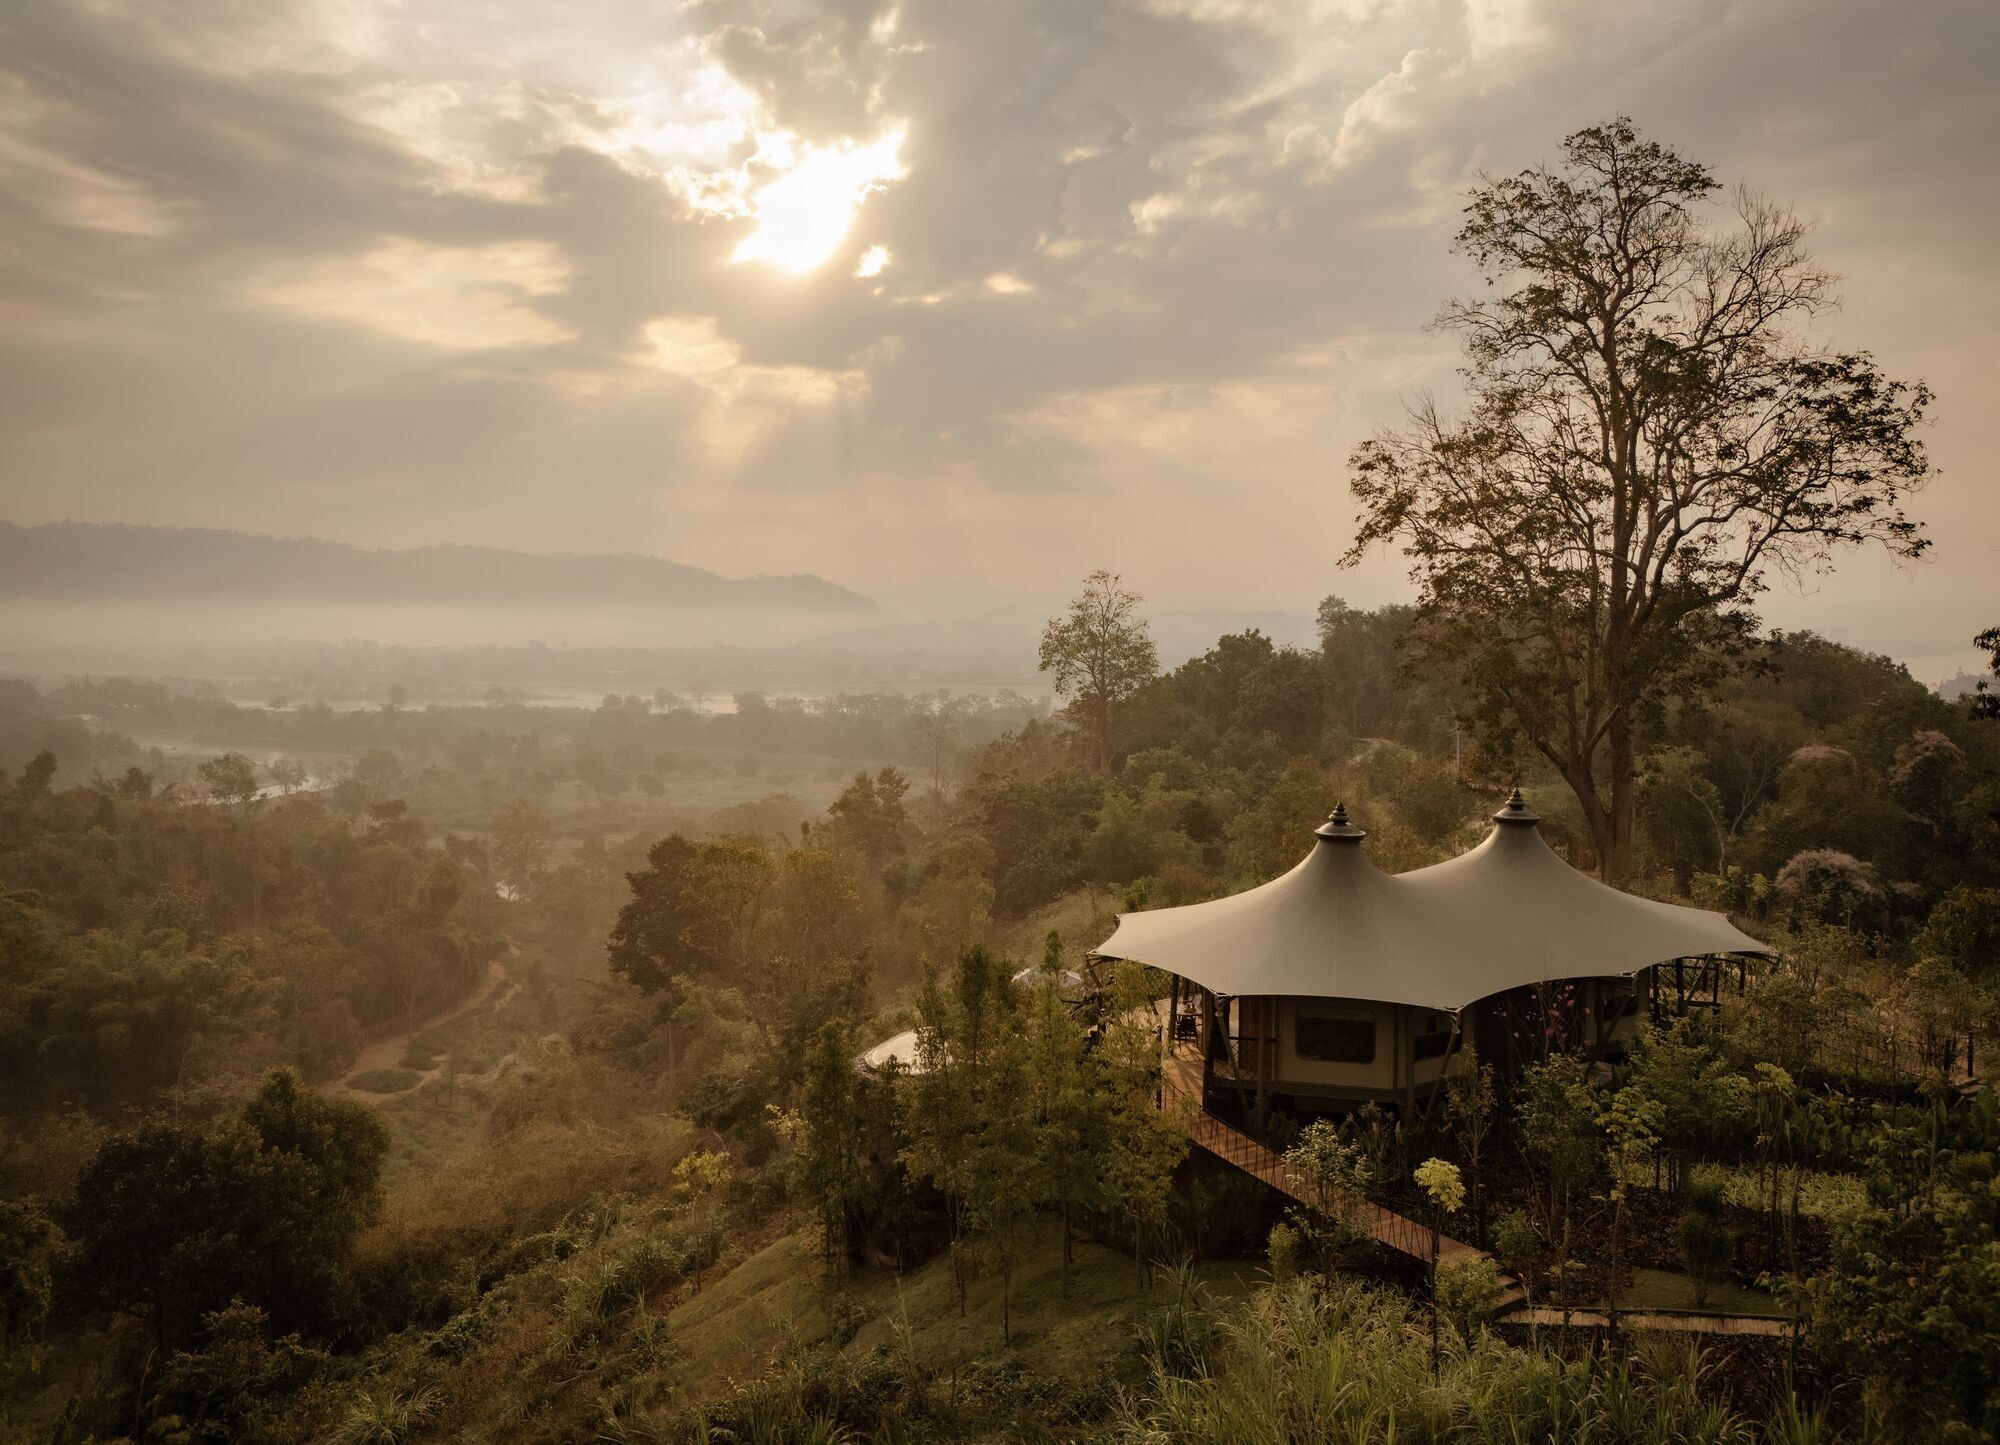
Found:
<box><xmin>1002</xmin><ymin>1249</ymin><xmax>1012</xmax><ymax>1345</ymax></box>
<box><xmin>1605</xmin><ymin>719</ymin><xmax>1638</xmax><ymax>883</ymax></box>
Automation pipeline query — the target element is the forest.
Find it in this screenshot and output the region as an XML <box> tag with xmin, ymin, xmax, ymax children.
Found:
<box><xmin>3</xmin><ymin>593</ymin><xmax>1997</xmax><ymax>1441</ymax></box>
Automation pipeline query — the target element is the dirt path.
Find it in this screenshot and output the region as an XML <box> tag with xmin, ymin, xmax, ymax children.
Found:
<box><xmin>324</xmin><ymin>954</ymin><xmax>517</xmax><ymax>1099</ymax></box>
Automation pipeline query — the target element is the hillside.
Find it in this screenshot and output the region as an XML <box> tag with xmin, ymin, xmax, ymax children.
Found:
<box><xmin>0</xmin><ymin>522</ymin><xmax>878</xmax><ymax>614</ymax></box>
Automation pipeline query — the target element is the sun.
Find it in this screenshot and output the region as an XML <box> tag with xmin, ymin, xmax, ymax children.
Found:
<box><xmin>731</xmin><ymin>127</ymin><xmax>906</xmax><ymax>274</ymax></box>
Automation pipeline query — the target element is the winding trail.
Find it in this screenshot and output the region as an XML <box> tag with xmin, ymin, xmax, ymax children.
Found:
<box><xmin>323</xmin><ymin>954</ymin><xmax>517</xmax><ymax>1099</ymax></box>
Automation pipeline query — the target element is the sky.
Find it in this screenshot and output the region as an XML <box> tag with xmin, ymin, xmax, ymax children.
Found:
<box><xmin>1</xmin><ymin>0</ymin><xmax>1995</xmax><ymax>679</ymax></box>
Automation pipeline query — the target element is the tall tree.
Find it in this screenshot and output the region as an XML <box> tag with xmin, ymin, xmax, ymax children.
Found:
<box><xmin>607</xmin><ymin>833</ymin><xmax>777</xmax><ymax>1081</ymax></box>
<box><xmin>1972</xmin><ymin>627</ymin><xmax>2000</xmax><ymax>721</ymax></box>
<box><xmin>1039</xmin><ymin>571</ymin><xmax>1160</xmax><ymax>773</ymax></box>
<box><xmin>1098</xmin><ymin>962</ymin><xmax>1190</xmax><ymax>1288</ymax></box>
<box><xmin>796</xmin><ymin>1020</ymin><xmax>869</xmax><ymax>1272</ymax></box>
<box><xmin>1343</xmin><ymin>118</ymin><xmax>1932</xmax><ymax>879</ymax></box>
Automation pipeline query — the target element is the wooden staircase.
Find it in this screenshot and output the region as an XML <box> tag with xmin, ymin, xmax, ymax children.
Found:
<box><xmin>1159</xmin><ymin>1059</ymin><xmax>1527</xmax><ymax>1318</ymax></box>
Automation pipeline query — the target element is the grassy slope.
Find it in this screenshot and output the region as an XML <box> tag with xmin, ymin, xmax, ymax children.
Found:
<box><xmin>668</xmin><ymin>1227</ymin><xmax>1264</xmax><ymax>1410</ymax></box>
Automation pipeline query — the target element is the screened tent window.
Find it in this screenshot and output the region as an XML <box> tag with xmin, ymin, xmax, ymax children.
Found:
<box><xmin>1296</xmin><ymin>1007</ymin><xmax>1376</xmax><ymax>1064</ymax></box>
<box><xmin>1413</xmin><ymin>1013</ymin><xmax>1455</xmax><ymax>1061</ymax></box>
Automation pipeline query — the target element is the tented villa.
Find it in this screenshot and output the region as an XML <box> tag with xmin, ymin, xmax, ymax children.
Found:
<box><xmin>1095</xmin><ymin>791</ymin><xmax>1769</xmax><ymax>1121</ymax></box>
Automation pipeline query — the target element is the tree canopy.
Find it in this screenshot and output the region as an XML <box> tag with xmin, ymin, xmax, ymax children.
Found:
<box><xmin>1039</xmin><ymin>571</ymin><xmax>1160</xmax><ymax>773</ymax></box>
<box><xmin>1344</xmin><ymin>118</ymin><xmax>1932</xmax><ymax>879</ymax></box>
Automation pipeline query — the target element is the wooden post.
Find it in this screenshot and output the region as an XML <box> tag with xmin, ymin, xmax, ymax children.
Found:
<box><xmin>1199</xmin><ymin>990</ymin><xmax>1216</xmax><ymax>1104</ymax></box>
<box><xmin>1399</xmin><ymin>1007</ymin><xmax>1415</xmax><ymax>1120</ymax></box>
<box><xmin>1414</xmin><ymin>1015</ymin><xmax>1463</xmax><ymax>1135</ymax></box>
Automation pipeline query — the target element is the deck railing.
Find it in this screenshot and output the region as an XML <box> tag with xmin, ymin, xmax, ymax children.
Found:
<box><xmin>1156</xmin><ymin>1061</ymin><xmax>1460</xmax><ymax>1264</ymax></box>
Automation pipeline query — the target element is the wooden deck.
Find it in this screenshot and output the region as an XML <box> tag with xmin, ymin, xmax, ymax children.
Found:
<box><xmin>1150</xmin><ymin>1005</ymin><xmax>1797</xmax><ymax>1335</ymax></box>
<box><xmin>1508</xmin><ymin>1307</ymin><xmax>1796</xmax><ymax>1337</ymax></box>
<box><xmin>1154</xmin><ymin>1024</ymin><xmax>1527</xmax><ymax>1315</ymax></box>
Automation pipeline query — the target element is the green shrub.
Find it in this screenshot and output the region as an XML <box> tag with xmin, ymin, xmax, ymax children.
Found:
<box><xmin>1266</xmin><ymin>1221</ymin><xmax>1299</xmax><ymax>1283</ymax></box>
<box><xmin>1678</xmin><ymin>1170</ymin><xmax>1732</xmax><ymax>1308</ymax></box>
<box><xmin>1492</xmin><ymin>1209</ymin><xmax>1538</xmax><ymax>1288</ymax></box>
<box><xmin>1434</xmin><ymin>1254</ymin><xmax>1501</xmax><ymax>1341</ymax></box>
<box><xmin>1117</xmin><ymin>1278</ymin><xmax>1774</xmax><ymax>1442</ymax></box>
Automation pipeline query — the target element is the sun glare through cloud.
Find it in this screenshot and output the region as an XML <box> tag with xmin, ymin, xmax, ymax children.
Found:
<box><xmin>730</xmin><ymin>128</ymin><xmax>907</xmax><ymax>273</ymax></box>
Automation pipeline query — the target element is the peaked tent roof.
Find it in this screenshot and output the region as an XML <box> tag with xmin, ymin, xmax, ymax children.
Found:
<box><xmin>1094</xmin><ymin>793</ymin><xmax>1770</xmax><ymax>1013</ymax></box>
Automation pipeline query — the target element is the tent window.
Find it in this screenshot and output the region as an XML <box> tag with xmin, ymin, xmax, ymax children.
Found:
<box><xmin>1296</xmin><ymin>1007</ymin><xmax>1375</xmax><ymax>1064</ymax></box>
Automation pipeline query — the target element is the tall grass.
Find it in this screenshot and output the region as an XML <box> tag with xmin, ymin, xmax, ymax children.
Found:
<box><xmin>1116</xmin><ymin>1279</ymin><xmax>1822</xmax><ymax>1444</ymax></box>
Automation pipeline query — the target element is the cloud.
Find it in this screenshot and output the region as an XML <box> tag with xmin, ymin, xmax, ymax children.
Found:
<box><xmin>243</xmin><ymin>238</ymin><xmax>573</xmax><ymax>348</ymax></box>
<box><xmin>0</xmin><ymin>0</ymin><xmax>1995</xmax><ymax>671</ymax></box>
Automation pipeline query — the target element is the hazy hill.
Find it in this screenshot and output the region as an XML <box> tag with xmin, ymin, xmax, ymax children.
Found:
<box><xmin>0</xmin><ymin>522</ymin><xmax>879</xmax><ymax>614</ymax></box>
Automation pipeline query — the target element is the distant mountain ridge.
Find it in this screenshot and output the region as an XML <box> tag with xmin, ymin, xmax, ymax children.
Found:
<box><xmin>0</xmin><ymin>522</ymin><xmax>879</xmax><ymax>614</ymax></box>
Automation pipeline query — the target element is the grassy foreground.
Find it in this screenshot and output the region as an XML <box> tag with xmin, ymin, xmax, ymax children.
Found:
<box><xmin>668</xmin><ymin>1229</ymin><xmax>1263</xmax><ymax>1412</ymax></box>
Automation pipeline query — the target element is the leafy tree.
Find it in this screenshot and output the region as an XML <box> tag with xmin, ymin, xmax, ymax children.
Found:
<box><xmin>69</xmin><ymin>1070</ymin><xmax>387</xmax><ymax>1350</ymax></box>
<box><xmin>1344</xmin><ymin>118</ymin><xmax>1932</xmax><ymax>880</ymax></box>
<box><xmin>1491</xmin><ymin>1210</ymin><xmax>1539</xmax><ymax>1310</ymax></box>
<box><xmin>196</xmin><ymin>752</ymin><xmax>261</xmax><ymax>804</ymax></box>
<box><xmin>826</xmin><ymin>767</ymin><xmax>913</xmax><ymax>864</ymax></box>
<box><xmin>607</xmin><ymin>833</ymin><xmax>776</xmax><ymax>1084</ymax></box>
<box><xmin>1804</xmin><ymin>1096</ymin><xmax>2000</xmax><ymax>1437</ymax></box>
<box><xmin>1039</xmin><ymin>570</ymin><xmax>1160</xmax><ymax>772</ymax></box>
<box><xmin>1224</xmin><ymin>757</ymin><xmax>1332</xmax><ymax>882</ymax></box>
<box><xmin>1442</xmin><ymin>1051</ymin><xmax>1495</xmax><ymax>1245</ymax></box>
<box><xmin>1972</xmin><ymin>626</ymin><xmax>2000</xmax><ymax>721</ymax></box>
<box><xmin>1518</xmin><ymin>1053</ymin><xmax>1598</xmax><ymax>1315</ymax></box>
<box><xmin>143</xmin><ymin>1301</ymin><xmax>332</xmax><ymax>1445</ymax></box>
<box><xmin>963</xmin><ymin>994</ymin><xmax>1036</xmax><ymax>1343</ymax></box>
<box><xmin>17</xmin><ymin>750</ymin><xmax>57</xmax><ymax>797</ymax></box>
<box><xmin>1639</xmin><ymin>745</ymin><xmax>1727</xmax><ymax>885</ymax></box>
<box><xmin>1626</xmin><ymin>1020</ymin><xmax>1749</xmax><ymax>1191</ymax></box>
<box><xmin>898</xmin><ymin>945</ymin><xmax>1029</xmax><ymax>1322</ymax></box>
<box><xmin>1915</xmin><ymin>886</ymin><xmax>2000</xmax><ymax>988</ymax></box>
<box><xmin>1749</xmin><ymin>1063</ymin><xmax>1797</xmax><ymax>1265</ymax></box>
<box><xmin>1413</xmin><ymin>1157</ymin><xmax>1465</xmax><ymax>1371</ymax></box>
<box><xmin>491</xmin><ymin>796</ymin><xmax>551</xmax><ymax>899</ymax></box>
<box><xmin>907</xmin><ymin>699</ymin><xmax>961</xmax><ymax>798</ymax></box>
<box><xmin>1024</xmin><ymin>936</ymin><xmax>1106</xmax><ymax>1286</ymax></box>
<box><xmin>1888</xmin><ymin>728</ymin><xmax>1967</xmax><ymax>837</ymax></box>
<box><xmin>1282</xmin><ymin>1120</ymin><xmax>1377</xmax><ymax>1268</ymax></box>
<box><xmin>0</xmin><ymin>1199</ymin><xmax>60</xmax><ymax>1368</ymax></box>
<box><xmin>1098</xmin><ymin>963</ymin><xmax>1190</xmax><ymax>1289</ymax></box>
<box><xmin>796</xmin><ymin>1020</ymin><xmax>869</xmax><ymax>1272</ymax></box>
<box><xmin>1676</xmin><ymin>1173</ymin><xmax>1731</xmax><ymax>1308</ymax></box>
<box><xmin>1598</xmin><ymin>1084</ymin><xmax>1662</xmax><ymax>1322</ymax></box>
<box><xmin>608</xmin><ymin>834</ymin><xmax>775</xmax><ymax>997</ymax></box>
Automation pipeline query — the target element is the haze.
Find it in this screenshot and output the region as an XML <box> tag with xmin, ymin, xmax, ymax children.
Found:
<box><xmin>2</xmin><ymin>0</ymin><xmax>1995</xmax><ymax>679</ymax></box>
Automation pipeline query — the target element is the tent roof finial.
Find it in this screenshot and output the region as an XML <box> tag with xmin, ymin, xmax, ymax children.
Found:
<box><xmin>1315</xmin><ymin>801</ymin><xmax>1366</xmax><ymax>841</ymax></box>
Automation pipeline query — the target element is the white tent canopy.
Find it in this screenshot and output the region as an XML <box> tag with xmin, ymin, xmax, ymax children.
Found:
<box><xmin>1094</xmin><ymin>793</ymin><xmax>1769</xmax><ymax>1013</ymax></box>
